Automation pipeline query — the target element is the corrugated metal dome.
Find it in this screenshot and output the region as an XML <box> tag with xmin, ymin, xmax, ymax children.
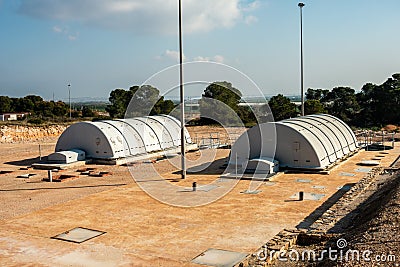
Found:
<box><xmin>55</xmin><ymin>115</ymin><xmax>192</xmax><ymax>159</ymax></box>
<box><xmin>231</xmin><ymin>114</ymin><xmax>358</xmax><ymax>170</ymax></box>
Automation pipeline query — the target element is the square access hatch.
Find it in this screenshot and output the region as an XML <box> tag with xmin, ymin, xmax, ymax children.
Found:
<box><xmin>192</xmin><ymin>248</ymin><xmax>248</xmax><ymax>267</ymax></box>
<box><xmin>51</xmin><ymin>227</ymin><xmax>106</xmax><ymax>244</ymax></box>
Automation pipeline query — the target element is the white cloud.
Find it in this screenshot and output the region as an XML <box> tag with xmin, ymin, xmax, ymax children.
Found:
<box><xmin>68</xmin><ymin>33</ymin><xmax>79</xmax><ymax>41</ymax></box>
<box><xmin>52</xmin><ymin>25</ymin><xmax>63</xmax><ymax>33</ymax></box>
<box><xmin>165</xmin><ymin>50</ymin><xmax>182</xmax><ymax>62</ymax></box>
<box><xmin>245</xmin><ymin>15</ymin><xmax>258</xmax><ymax>25</ymax></box>
<box><xmin>193</xmin><ymin>55</ymin><xmax>225</xmax><ymax>63</ymax></box>
<box><xmin>159</xmin><ymin>50</ymin><xmax>224</xmax><ymax>63</ymax></box>
<box><xmin>52</xmin><ymin>25</ymin><xmax>78</xmax><ymax>41</ymax></box>
<box><xmin>213</xmin><ymin>55</ymin><xmax>225</xmax><ymax>63</ymax></box>
<box><xmin>18</xmin><ymin>0</ymin><xmax>260</xmax><ymax>35</ymax></box>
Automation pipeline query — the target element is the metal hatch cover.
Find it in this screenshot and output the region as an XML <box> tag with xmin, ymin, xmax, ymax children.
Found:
<box><xmin>51</xmin><ymin>227</ymin><xmax>106</xmax><ymax>243</ymax></box>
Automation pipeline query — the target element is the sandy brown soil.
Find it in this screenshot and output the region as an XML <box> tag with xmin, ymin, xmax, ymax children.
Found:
<box><xmin>0</xmin><ymin>125</ymin><xmax>242</xmax><ymax>221</ymax></box>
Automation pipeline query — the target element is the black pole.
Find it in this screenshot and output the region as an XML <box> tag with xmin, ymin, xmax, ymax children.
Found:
<box><xmin>298</xmin><ymin>3</ymin><xmax>305</xmax><ymax>116</ymax></box>
<box><xmin>179</xmin><ymin>0</ymin><xmax>186</xmax><ymax>179</ymax></box>
<box><xmin>68</xmin><ymin>84</ymin><xmax>71</xmax><ymax>119</ymax></box>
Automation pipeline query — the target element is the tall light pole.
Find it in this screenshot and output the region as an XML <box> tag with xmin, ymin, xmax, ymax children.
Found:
<box><xmin>68</xmin><ymin>84</ymin><xmax>71</xmax><ymax>119</ymax></box>
<box><xmin>178</xmin><ymin>0</ymin><xmax>186</xmax><ymax>179</ymax></box>
<box><xmin>298</xmin><ymin>2</ymin><xmax>305</xmax><ymax>116</ymax></box>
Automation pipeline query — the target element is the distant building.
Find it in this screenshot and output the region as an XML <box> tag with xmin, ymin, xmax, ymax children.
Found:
<box><xmin>0</xmin><ymin>113</ymin><xmax>29</xmax><ymax>121</ymax></box>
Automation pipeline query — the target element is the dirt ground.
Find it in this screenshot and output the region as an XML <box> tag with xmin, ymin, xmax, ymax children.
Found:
<box><xmin>0</xmin><ymin>127</ymin><xmax>399</xmax><ymax>266</ymax></box>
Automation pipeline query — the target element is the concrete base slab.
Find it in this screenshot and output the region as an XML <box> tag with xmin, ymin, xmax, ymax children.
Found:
<box><xmin>192</xmin><ymin>248</ymin><xmax>248</xmax><ymax>267</ymax></box>
<box><xmin>355</xmin><ymin>167</ymin><xmax>372</xmax><ymax>173</ymax></box>
<box><xmin>340</xmin><ymin>172</ymin><xmax>356</xmax><ymax>177</ymax></box>
<box><xmin>32</xmin><ymin>160</ymin><xmax>86</xmax><ymax>170</ymax></box>
<box><xmin>296</xmin><ymin>179</ymin><xmax>312</xmax><ymax>183</ymax></box>
<box><xmin>220</xmin><ymin>172</ymin><xmax>271</xmax><ymax>181</ymax></box>
<box><xmin>52</xmin><ymin>227</ymin><xmax>106</xmax><ymax>244</ymax></box>
<box><xmin>93</xmin><ymin>144</ymin><xmax>199</xmax><ymax>165</ymax></box>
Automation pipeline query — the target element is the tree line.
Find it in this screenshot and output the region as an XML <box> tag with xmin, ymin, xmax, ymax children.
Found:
<box><xmin>0</xmin><ymin>95</ymin><xmax>98</xmax><ymax>123</ymax></box>
<box><xmin>215</xmin><ymin>73</ymin><xmax>399</xmax><ymax>128</ymax></box>
<box><xmin>1</xmin><ymin>73</ymin><xmax>398</xmax><ymax>128</ymax></box>
<box><xmin>106</xmin><ymin>73</ymin><xmax>399</xmax><ymax>128</ymax></box>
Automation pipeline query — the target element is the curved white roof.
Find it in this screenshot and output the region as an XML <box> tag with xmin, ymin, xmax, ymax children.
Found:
<box><xmin>55</xmin><ymin>115</ymin><xmax>192</xmax><ymax>159</ymax></box>
<box><xmin>231</xmin><ymin>114</ymin><xmax>358</xmax><ymax>170</ymax></box>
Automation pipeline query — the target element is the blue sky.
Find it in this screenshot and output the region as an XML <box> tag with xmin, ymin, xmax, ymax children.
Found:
<box><xmin>0</xmin><ymin>0</ymin><xmax>399</xmax><ymax>101</ymax></box>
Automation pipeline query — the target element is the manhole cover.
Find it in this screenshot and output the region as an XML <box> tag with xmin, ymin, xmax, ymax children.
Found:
<box><xmin>240</xmin><ymin>190</ymin><xmax>262</xmax><ymax>194</ymax></box>
<box><xmin>355</xmin><ymin>167</ymin><xmax>372</xmax><ymax>173</ymax></box>
<box><xmin>192</xmin><ymin>248</ymin><xmax>248</xmax><ymax>267</ymax></box>
<box><xmin>52</xmin><ymin>227</ymin><xmax>106</xmax><ymax>243</ymax></box>
<box><xmin>296</xmin><ymin>179</ymin><xmax>312</xmax><ymax>183</ymax></box>
<box><xmin>179</xmin><ymin>184</ymin><xmax>219</xmax><ymax>192</ymax></box>
<box><xmin>290</xmin><ymin>192</ymin><xmax>325</xmax><ymax>201</ymax></box>
<box><xmin>339</xmin><ymin>172</ymin><xmax>355</xmax><ymax>177</ymax></box>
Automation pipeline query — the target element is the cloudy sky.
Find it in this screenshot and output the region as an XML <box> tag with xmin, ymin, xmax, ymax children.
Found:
<box><xmin>0</xmin><ymin>0</ymin><xmax>399</xmax><ymax>101</ymax></box>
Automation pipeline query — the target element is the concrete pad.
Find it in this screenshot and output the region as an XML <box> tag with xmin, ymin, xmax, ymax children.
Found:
<box><xmin>52</xmin><ymin>227</ymin><xmax>106</xmax><ymax>243</ymax></box>
<box><xmin>355</xmin><ymin>167</ymin><xmax>372</xmax><ymax>173</ymax></box>
<box><xmin>340</xmin><ymin>172</ymin><xmax>356</xmax><ymax>177</ymax></box>
<box><xmin>296</xmin><ymin>178</ymin><xmax>312</xmax><ymax>183</ymax></box>
<box><xmin>32</xmin><ymin>160</ymin><xmax>86</xmax><ymax>170</ymax></box>
<box><xmin>289</xmin><ymin>192</ymin><xmax>326</xmax><ymax>201</ymax></box>
<box><xmin>192</xmin><ymin>248</ymin><xmax>248</xmax><ymax>267</ymax></box>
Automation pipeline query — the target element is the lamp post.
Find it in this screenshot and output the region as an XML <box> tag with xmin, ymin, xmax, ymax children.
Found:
<box><xmin>68</xmin><ymin>84</ymin><xmax>71</xmax><ymax>119</ymax></box>
<box><xmin>178</xmin><ymin>0</ymin><xmax>186</xmax><ymax>179</ymax></box>
<box><xmin>298</xmin><ymin>2</ymin><xmax>305</xmax><ymax>116</ymax></box>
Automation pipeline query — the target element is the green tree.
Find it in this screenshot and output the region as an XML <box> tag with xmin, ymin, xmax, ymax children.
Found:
<box><xmin>106</xmin><ymin>88</ymin><xmax>132</xmax><ymax>118</ymax></box>
<box><xmin>152</xmin><ymin>98</ymin><xmax>175</xmax><ymax>116</ymax></box>
<box><xmin>199</xmin><ymin>81</ymin><xmax>245</xmax><ymax>126</ymax></box>
<box><xmin>268</xmin><ymin>94</ymin><xmax>298</xmax><ymax>121</ymax></box>
<box><xmin>305</xmin><ymin>88</ymin><xmax>329</xmax><ymax>101</ymax></box>
<box><xmin>357</xmin><ymin>74</ymin><xmax>400</xmax><ymax>126</ymax></box>
<box><xmin>106</xmin><ymin>85</ymin><xmax>175</xmax><ymax>118</ymax></box>
<box><xmin>36</xmin><ymin>101</ymin><xmax>54</xmax><ymax>117</ymax></box>
<box><xmin>52</xmin><ymin>101</ymin><xmax>69</xmax><ymax>117</ymax></box>
<box><xmin>304</xmin><ymin>99</ymin><xmax>326</xmax><ymax>115</ymax></box>
<box><xmin>0</xmin><ymin>96</ymin><xmax>12</xmax><ymax>113</ymax></box>
<box><xmin>321</xmin><ymin>87</ymin><xmax>360</xmax><ymax>124</ymax></box>
<box><xmin>82</xmin><ymin>106</ymin><xmax>95</xmax><ymax>117</ymax></box>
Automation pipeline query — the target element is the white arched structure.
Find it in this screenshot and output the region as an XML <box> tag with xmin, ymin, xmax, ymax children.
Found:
<box><xmin>231</xmin><ymin>114</ymin><xmax>358</xmax><ymax>170</ymax></box>
<box><xmin>55</xmin><ymin>115</ymin><xmax>193</xmax><ymax>160</ymax></box>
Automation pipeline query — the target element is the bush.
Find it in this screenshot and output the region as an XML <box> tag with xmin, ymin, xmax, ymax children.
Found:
<box><xmin>27</xmin><ymin>117</ymin><xmax>44</xmax><ymax>125</ymax></box>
